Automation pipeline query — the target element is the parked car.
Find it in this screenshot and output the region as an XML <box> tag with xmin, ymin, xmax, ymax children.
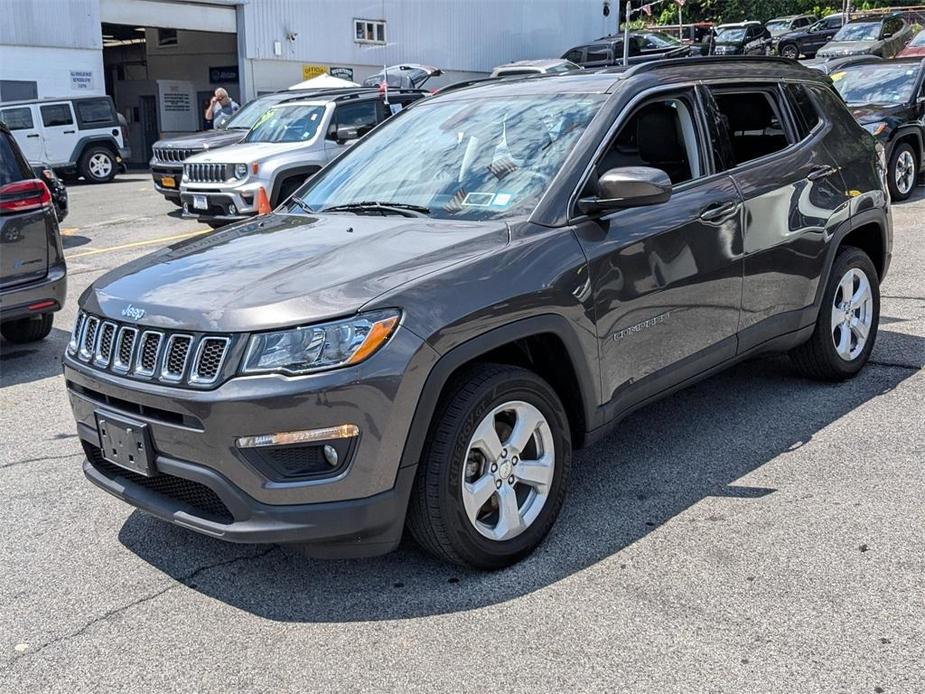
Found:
<box><xmin>0</xmin><ymin>96</ymin><xmax>129</xmax><ymax>184</ymax></box>
<box><xmin>65</xmin><ymin>57</ymin><xmax>891</xmax><ymax>568</ymax></box>
<box><xmin>646</xmin><ymin>22</ymin><xmax>715</xmax><ymax>53</ymax></box>
<box><xmin>179</xmin><ymin>88</ymin><xmax>427</xmax><ymax>227</ymax></box>
<box><xmin>801</xmin><ymin>54</ymin><xmax>882</xmax><ymax>74</ymax></box>
<box><xmin>150</xmin><ymin>89</ymin><xmax>338</xmax><ymax>205</ymax></box>
<box><xmin>816</xmin><ymin>14</ymin><xmax>913</xmax><ymax>60</ymax></box>
<box><xmin>30</xmin><ymin>162</ymin><xmax>68</xmax><ymax>222</ymax></box>
<box><xmin>0</xmin><ymin>122</ymin><xmax>66</xmax><ymax>343</ymax></box>
<box><xmin>562</xmin><ymin>31</ymin><xmax>692</xmax><ymax>67</ymax></box>
<box><xmin>361</xmin><ymin>64</ymin><xmax>442</xmax><ymax>89</ymax></box>
<box><xmin>897</xmin><ymin>28</ymin><xmax>925</xmax><ymax>58</ymax></box>
<box><xmin>766</xmin><ymin>14</ymin><xmax>816</xmax><ymax>38</ymax></box>
<box><xmin>829</xmin><ymin>56</ymin><xmax>925</xmax><ymax>200</ymax></box>
<box><xmin>490</xmin><ymin>59</ymin><xmax>581</xmax><ymax>78</ymax></box>
<box><xmin>775</xmin><ymin>13</ymin><xmax>845</xmax><ymax>59</ymax></box>
<box><xmin>711</xmin><ymin>22</ymin><xmax>772</xmax><ymax>55</ymax></box>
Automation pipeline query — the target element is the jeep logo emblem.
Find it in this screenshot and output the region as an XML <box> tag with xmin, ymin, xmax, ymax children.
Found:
<box><xmin>121</xmin><ymin>304</ymin><xmax>145</xmax><ymax>321</ymax></box>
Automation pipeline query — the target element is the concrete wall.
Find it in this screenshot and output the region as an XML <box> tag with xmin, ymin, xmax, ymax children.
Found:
<box><xmin>0</xmin><ymin>45</ymin><xmax>105</xmax><ymax>100</ymax></box>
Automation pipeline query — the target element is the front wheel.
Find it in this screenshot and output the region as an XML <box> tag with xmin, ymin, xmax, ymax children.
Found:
<box><xmin>79</xmin><ymin>146</ymin><xmax>117</xmax><ymax>183</ymax></box>
<box><xmin>888</xmin><ymin>143</ymin><xmax>917</xmax><ymax>202</ymax></box>
<box><xmin>790</xmin><ymin>247</ymin><xmax>879</xmax><ymax>381</ymax></box>
<box><xmin>779</xmin><ymin>43</ymin><xmax>799</xmax><ymax>59</ymax></box>
<box><xmin>1</xmin><ymin>313</ymin><xmax>53</xmax><ymax>343</ymax></box>
<box><xmin>407</xmin><ymin>364</ymin><xmax>572</xmax><ymax>569</ymax></box>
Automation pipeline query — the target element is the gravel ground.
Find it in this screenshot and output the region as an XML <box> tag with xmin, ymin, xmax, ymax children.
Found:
<box><xmin>1</xmin><ymin>174</ymin><xmax>923</xmax><ymax>693</ymax></box>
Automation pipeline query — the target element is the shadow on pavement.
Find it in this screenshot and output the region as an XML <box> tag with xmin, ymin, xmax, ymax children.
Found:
<box><xmin>0</xmin><ymin>326</ymin><xmax>70</xmax><ymax>388</ymax></box>
<box><xmin>118</xmin><ymin>329</ymin><xmax>924</xmax><ymax>622</ymax></box>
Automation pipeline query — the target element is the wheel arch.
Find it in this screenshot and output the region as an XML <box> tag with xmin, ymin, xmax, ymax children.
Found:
<box><xmin>270</xmin><ymin>165</ymin><xmax>322</xmax><ymax>205</ymax></box>
<box><xmin>398</xmin><ymin>315</ymin><xmax>600</xmax><ymax>472</ymax></box>
<box><xmin>889</xmin><ymin>127</ymin><xmax>923</xmax><ymax>167</ymax></box>
<box><xmin>70</xmin><ymin>136</ymin><xmax>120</xmax><ymax>166</ymax></box>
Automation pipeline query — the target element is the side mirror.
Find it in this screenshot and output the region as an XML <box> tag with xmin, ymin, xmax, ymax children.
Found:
<box><xmin>578</xmin><ymin>166</ymin><xmax>672</xmax><ymax>215</ymax></box>
<box><xmin>336</xmin><ymin>126</ymin><xmax>359</xmax><ymax>143</ymax></box>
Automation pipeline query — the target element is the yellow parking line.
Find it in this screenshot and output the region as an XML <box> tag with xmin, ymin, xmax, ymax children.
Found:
<box><xmin>67</xmin><ymin>228</ymin><xmax>211</xmax><ymax>259</ymax></box>
<box><xmin>60</xmin><ymin>227</ymin><xmax>79</xmax><ymax>236</ymax></box>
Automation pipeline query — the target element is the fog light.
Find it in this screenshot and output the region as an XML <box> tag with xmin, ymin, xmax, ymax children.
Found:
<box><xmin>236</xmin><ymin>424</ymin><xmax>359</xmax><ymax>449</ymax></box>
<box><xmin>323</xmin><ymin>445</ymin><xmax>338</xmax><ymax>467</ymax></box>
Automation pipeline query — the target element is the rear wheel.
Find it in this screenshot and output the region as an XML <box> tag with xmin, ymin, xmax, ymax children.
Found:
<box><xmin>1</xmin><ymin>313</ymin><xmax>53</xmax><ymax>343</ymax></box>
<box><xmin>888</xmin><ymin>142</ymin><xmax>917</xmax><ymax>202</ymax></box>
<box><xmin>79</xmin><ymin>146</ymin><xmax>117</xmax><ymax>183</ymax></box>
<box><xmin>407</xmin><ymin>364</ymin><xmax>571</xmax><ymax>569</ymax></box>
<box><xmin>790</xmin><ymin>247</ymin><xmax>879</xmax><ymax>381</ymax></box>
<box><xmin>779</xmin><ymin>43</ymin><xmax>799</xmax><ymax>59</ymax></box>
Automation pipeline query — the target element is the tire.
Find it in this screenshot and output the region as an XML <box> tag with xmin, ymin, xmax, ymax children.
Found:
<box><xmin>79</xmin><ymin>146</ymin><xmax>117</xmax><ymax>184</ymax></box>
<box><xmin>779</xmin><ymin>43</ymin><xmax>799</xmax><ymax>59</ymax></box>
<box><xmin>790</xmin><ymin>247</ymin><xmax>880</xmax><ymax>381</ymax></box>
<box><xmin>1</xmin><ymin>313</ymin><xmax>53</xmax><ymax>343</ymax></box>
<box><xmin>887</xmin><ymin>142</ymin><xmax>917</xmax><ymax>202</ymax></box>
<box><xmin>407</xmin><ymin>363</ymin><xmax>572</xmax><ymax>569</ymax></box>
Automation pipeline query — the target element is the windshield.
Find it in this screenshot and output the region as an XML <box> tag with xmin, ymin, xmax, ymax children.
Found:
<box><xmin>716</xmin><ymin>27</ymin><xmax>747</xmax><ymax>42</ymax></box>
<box><xmin>832</xmin><ymin>64</ymin><xmax>919</xmax><ymax>105</ymax></box>
<box><xmin>910</xmin><ymin>29</ymin><xmax>925</xmax><ymax>46</ymax></box>
<box><xmin>295</xmin><ymin>94</ymin><xmax>603</xmax><ymax>221</ymax></box>
<box><xmin>244</xmin><ymin>104</ymin><xmax>327</xmax><ymax>143</ymax></box>
<box><xmin>766</xmin><ymin>21</ymin><xmax>790</xmax><ymax>34</ymax></box>
<box><xmin>224</xmin><ymin>95</ymin><xmax>289</xmax><ymax>130</ymax></box>
<box><xmin>640</xmin><ymin>32</ymin><xmax>682</xmax><ymax>48</ymax></box>
<box><xmin>834</xmin><ymin>22</ymin><xmax>880</xmax><ymax>42</ymax></box>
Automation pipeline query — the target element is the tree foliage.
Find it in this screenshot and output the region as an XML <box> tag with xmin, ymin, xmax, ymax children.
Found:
<box><xmin>645</xmin><ymin>0</ymin><xmax>921</xmax><ymax>24</ymax></box>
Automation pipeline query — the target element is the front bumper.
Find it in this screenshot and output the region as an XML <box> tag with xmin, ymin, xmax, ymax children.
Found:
<box><xmin>180</xmin><ymin>184</ymin><xmax>261</xmax><ymax>222</ymax></box>
<box><xmin>150</xmin><ymin>165</ymin><xmax>183</xmax><ymax>200</ymax></box>
<box><xmin>0</xmin><ymin>262</ymin><xmax>66</xmax><ymax>321</ymax></box>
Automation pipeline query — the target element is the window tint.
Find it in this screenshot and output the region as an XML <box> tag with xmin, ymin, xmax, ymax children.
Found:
<box><xmin>75</xmin><ymin>98</ymin><xmax>116</xmax><ymax>128</ymax></box>
<box><xmin>563</xmin><ymin>49</ymin><xmax>583</xmax><ymax>63</ymax></box>
<box><xmin>586</xmin><ymin>45</ymin><xmax>613</xmax><ymax>62</ymax></box>
<box><xmin>0</xmin><ymin>132</ymin><xmax>30</xmax><ymax>186</ymax></box>
<box><xmin>826</xmin><ymin>16</ymin><xmax>843</xmax><ymax>29</ymax></box>
<box><xmin>593</xmin><ymin>94</ymin><xmax>703</xmax><ymax>188</ymax></box>
<box><xmin>1</xmin><ymin>107</ymin><xmax>34</xmax><ymax>131</ymax></box>
<box><xmin>709</xmin><ymin>89</ymin><xmax>790</xmax><ymax>166</ymax></box>
<box><xmin>331</xmin><ymin>100</ymin><xmax>378</xmax><ymax>137</ymax></box>
<box><xmin>40</xmin><ymin>104</ymin><xmax>73</xmax><ymax>127</ymax></box>
<box><xmin>784</xmin><ymin>83</ymin><xmax>821</xmax><ymax>138</ymax></box>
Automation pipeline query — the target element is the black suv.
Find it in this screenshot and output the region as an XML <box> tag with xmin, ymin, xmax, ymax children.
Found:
<box><xmin>776</xmin><ymin>14</ymin><xmax>845</xmax><ymax>59</ymax></box>
<box><xmin>65</xmin><ymin>58</ymin><xmax>891</xmax><ymax>568</ymax></box>
<box><xmin>562</xmin><ymin>31</ymin><xmax>691</xmax><ymax>67</ymax></box>
<box><xmin>0</xmin><ymin>122</ymin><xmax>66</xmax><ymax>343</ymax></box>
<box><xmin>829</xmin><ymin>56</ymin><xmax>925</xmax><ymax>200</ymax></box>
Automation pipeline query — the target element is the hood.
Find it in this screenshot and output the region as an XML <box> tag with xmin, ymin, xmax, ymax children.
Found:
<box><xmin>818</xmin><ymin>40</ymin><xmax>878</xmax><ymax>56</ymax></box>
<box><xmin>153</xmin><ymin>129</ymin><xmax>245</xmax><ymax>150</ymax></box>
<box><xmin>82</xmin><ymin>212</ymin><xmax>508</xmax><ymax>332</ymax></box>
<box><xmin>848</xmin><ymin>102</ymin><xmax>910</xmax><ymax>125</ymax></box>
<box><xmin>184</xmin><ymin>140</ymin><xmax>309</xmax><ymax>164</ymax></box>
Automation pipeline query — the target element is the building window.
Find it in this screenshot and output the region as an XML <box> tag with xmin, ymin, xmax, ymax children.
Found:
<box><xmin>354</xmin><ymin>18</ymin><xmax>386</xmax><ymax>44</ymax></box>
<box><xmin>0</xmin><ymin>80</ymin><xmax>38</xmax><ymax>102</ymax></box>
<box><xmin>157</xmin><ymin>28</ymin><xmax>178</xmax><ymax>47</ymax></box>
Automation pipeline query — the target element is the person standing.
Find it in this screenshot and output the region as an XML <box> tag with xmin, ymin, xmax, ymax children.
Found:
<box><xmin>204</xmin><ymin>88</ymin><xmax>239</xmax><ymax>126</ymax></box>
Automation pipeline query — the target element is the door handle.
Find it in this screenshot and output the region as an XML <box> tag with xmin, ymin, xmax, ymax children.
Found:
<box><xmin>63</xmin><ymin>129</ymin><xmax>75</xmax><ymax>134</ymax></box>
<box><xmin>807</xmin><ymin>164</ymin><xmax>838</xmax><ymax>181</ymax></box>
<box><xmin>26</xmin><ymin>133</ymin><xmax>39</xmax><ymax>138</ymax></box>
<box><xmin>700</xmin><ymin>200</ymin><xmax>739</xmax><ymax>222</ymax></box>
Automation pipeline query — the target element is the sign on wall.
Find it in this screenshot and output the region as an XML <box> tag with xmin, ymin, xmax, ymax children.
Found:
<box><xmin>70</xmin><ymin>70</ymin><xmax>95</xmax><ymax>91</ymax></box>
<box><xmin>302</xmin><ymin>64</ymin><xmax>327</xmax><ymax>80</ymax></box>
<box><xmin>329</xmin><ymin>66</ymin><xmax>354</xmax><ymax>81</ymax></box>
<box><xmin>209</xmin><ymin>65</ymin><xmax>239</xmax><ymax>83</ymax></box>
<box><xmin>157</xmin><ymin>80</ymin><xmax>197</xmax><ymax>132</ymax></box>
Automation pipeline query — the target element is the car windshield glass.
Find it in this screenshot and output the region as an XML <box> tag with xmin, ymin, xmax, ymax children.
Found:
<box><xmin>909</xmin><ymin>30</ymin><xmax>925</xmax><ymax>46</ymax></box>
<box><xmin>224</xmin><ymin>95</ymin><xmax>287</xmax><ymax>130</ymax></box>
<box><xmin>244</xmin><ymin>104</ymin><xmax>327</xmax><ymax>143</ymax></box>
<box><xmin>716</xmin><ymin>28</ymin><xmax>747</xmax><ymax>41</ymax></box>
<box><xmin>766</xmin><ymin>21</ymin><xmax>790</xmax><ymax>33</ymax></box>
<box><xmin>640</xmin><ymin>32</ymin><xmax>681</xmax><ymax>48</ymax></box>
<box><xmin>834</xmin><ymin>22</ymin><xmax>880</xmax><ymax>41</ymax></box>
<box><xmin>832</xmin><ymin>64</ymin><xmax>919</xmax><ymax>105</ymax></box>
<box><xmin>296</xmin><ymin>94</ymin><xmax>603</xmax><ymax>221</ymax></box>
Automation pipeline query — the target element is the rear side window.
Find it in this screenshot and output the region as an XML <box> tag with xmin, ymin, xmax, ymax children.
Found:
<box><xmin>709</xmin><ymin>88</ymin><xmax>790</xmax><ymax>166</ymax></box>
<box><xmin>40</xmin><ymin>104</ymin><xmax>73</xmax><ymax>127</ymax></box>
<box><xmin>586</xmin><ymin>45</ymin><xmax>613</xmax><ymax>62</ymax></box>
<box><xmin>563</xmin><ymin>49</ymin><xmax>583</xmax><ymax>63</ymax></box>
<box><xmin>784</xmin><ymin>83</ymin><xmax>821</xmax><ymax>139</ymax></box>
<box><xmin>75</xmin><ymin>98</ymin><xmax>117</xmax><ymax>129</ymax></box>
<box><xmin>331</xmin><ymin>100</ymin><xmax>378</xmax><ymax>137</ymax></box>
<box><xmin>0</xmin><ymin>107</ymin><xmax>34</xmax><ymax>131</ymax></box>
<box><xmin>0</xmin><ymin>132</ymin><xmax>31</xmax><ymax>186</ymax></box>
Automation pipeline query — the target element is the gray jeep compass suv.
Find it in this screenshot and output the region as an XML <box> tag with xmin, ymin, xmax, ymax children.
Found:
<box><xmin>64</xmin><ymin>58</ymin><xmax>892</xmax><ymax>568</ymax></box>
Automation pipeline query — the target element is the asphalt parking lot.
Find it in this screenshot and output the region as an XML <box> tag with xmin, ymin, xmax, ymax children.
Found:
<box><xmin>1</xmin><ymin>173</ymin><xmax>923</xmax><ymax>693</ymax></box>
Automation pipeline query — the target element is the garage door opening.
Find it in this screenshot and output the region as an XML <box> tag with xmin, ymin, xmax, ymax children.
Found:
<box><xmin>102</xmin><ymin>22</ymin><xmax>240</xmax><ymax>168</ymax></box>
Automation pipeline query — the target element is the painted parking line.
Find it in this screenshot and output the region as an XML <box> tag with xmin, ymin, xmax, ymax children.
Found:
<box><xmin>60</xmin><ymin>227</ymin><xmax>79</xmax><ymax>236</ymax></box>
<box><xmin>66</xmin><ymin>228</ymin><xmax>211</xmax><ymax>259</ymax></box>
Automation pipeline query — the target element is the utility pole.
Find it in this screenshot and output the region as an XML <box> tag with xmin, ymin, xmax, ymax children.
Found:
<box><xmin>623</xmin><ymin>0</ymin><xmax>631</xmax><ymax>65</ymax></box>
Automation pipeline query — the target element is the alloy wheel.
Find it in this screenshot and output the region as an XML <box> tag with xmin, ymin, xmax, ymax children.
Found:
<box><xmin>89</xmin><ymin>153</ymin><xmax>113</xmax><ymax>179</ymax></box>
<box><xmin>461</xmin><ymin>400</ymin><xmax>555</xmax><ymax>541</ymax></box>
<box><xmin>831</xmin><ymin>267</ymin><xmax>874</xmax><ymax>361</ymax></box>
<box><xmin>894</xmin><ymin>150</ymin><xmax>916</xmax><ymax>196</ymax></box>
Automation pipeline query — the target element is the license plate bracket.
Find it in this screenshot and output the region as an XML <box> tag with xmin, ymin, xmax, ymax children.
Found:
<box><xmin>96</xmin><ymin>411</ymin><xmax>155</xmax><ymax>476</ymax></box>
<box><xmin>193</xmin><ymin>194</ymin><xmax>208</xmax><ymax>210</ymax></box>
<box><xmin>161</xmin><ymin>175</ymin><xmax>176</xmax><ymax>188</ymax></box>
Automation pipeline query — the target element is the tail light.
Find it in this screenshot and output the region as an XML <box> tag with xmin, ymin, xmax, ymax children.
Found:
<box><xmin>0</xmin><ymin>179</ymin><xmax>51</xmax><ymax>215</ymax></box>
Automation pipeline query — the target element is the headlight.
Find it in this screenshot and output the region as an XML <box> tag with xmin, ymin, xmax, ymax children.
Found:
<box><xmin>863</xmin><ymin>122</ymin><xmax>888</xmax><ymax>137</ymax></box>
<box><xmin>242</xmin><ymin>310</ymin><xmax>400</xmax><ymax>375</ymax></box>
<box><xmin>234</xmin><ymin>163</ymin><xmax>247</xmax><ymax>178</ymax></box>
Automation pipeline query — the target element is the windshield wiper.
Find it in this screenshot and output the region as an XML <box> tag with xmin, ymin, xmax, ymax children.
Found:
<box><xmin>288</xmin><ymin>196</ymin><xmax>315</xmax><ymax>215</ymax></box>
<box><xmin>321</xmin><ymin>201</ymin><xmax>431</xmax><ymax>217</ymax></box>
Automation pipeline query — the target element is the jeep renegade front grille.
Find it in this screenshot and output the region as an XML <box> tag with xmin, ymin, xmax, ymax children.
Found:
<box><xmin>153</xmin><ymin>147</ymin><xmax>200</xmax><ymax>163</ymax></box>
<box><xmin>184</xmin><ymin>162</ymin><xmax>227</xmax><ymax>183</ymax></box>
<box><xmin>68</xmin><ymin>311</ymin><xmax>233</xmax><ymax>387</ymax></box>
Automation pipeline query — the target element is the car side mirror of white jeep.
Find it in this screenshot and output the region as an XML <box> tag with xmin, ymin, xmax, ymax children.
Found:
<box><xmin>336</xmin><ymin>127</ymin><xmax>360</xmax><ymax>143</ymax></box>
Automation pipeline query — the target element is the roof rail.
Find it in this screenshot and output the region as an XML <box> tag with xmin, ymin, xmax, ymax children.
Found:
<box><xmin>604</xmin><ymin>55</ymin><xmax>808</xmax><ymax>77</ymax></box>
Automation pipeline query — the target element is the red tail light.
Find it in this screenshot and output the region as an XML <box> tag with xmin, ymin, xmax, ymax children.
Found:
<box><xmin>0</xmin><ymin>179</ymin><xmax>51</xmax><ymax>215</ymax></box>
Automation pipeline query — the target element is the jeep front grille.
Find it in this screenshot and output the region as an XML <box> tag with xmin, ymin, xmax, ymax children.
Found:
<box><xmin>68</xmin><ymin>311</ymin><xmax>234</xmax><ymax>388</ymax></box>
<box><xmin>184</xmin><ymin>162</ymin><xmax>227</xmax><ymax>183</ymax></box>
<box><xmin>153</xmin><ymin>147</ymin><xmax>200</xmax><ymax>163</ymax></box>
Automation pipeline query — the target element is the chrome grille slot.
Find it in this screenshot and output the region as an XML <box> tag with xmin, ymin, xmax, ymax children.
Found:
<box><xmin>112</xmin><ymin>326</ymin><xmax>138</xmax><ymax>373</ymax></box>
<box><xmin>135</xmin><ymin>330</ymin><xmax>164</xmax><ymax>377</ymax></box>
<box><xmin>79</xmin><ymin>316</ymin><xmax>99</xmax><ymax>361</ymax></box>
<box><xmin>161</xmin><ymin>334</ymin><xmax>193</xmax><ymax>382</ymax></box>
<box><xmin>93</xmin><ymin>321</ymin><xmax>117</xmax><ymax>367</ymax></box>
<box><xmin>68</xmin><ymin>312</ymin><xmax>85</xmax><ymax>355</ymax></box>
<box><xmin>155</xmin><ymin>147</ymin><xmax>198</xmax><ymax>164</ymax></box>
<box><xmin>185</xmin><ymin>162</ymin><xmax>226</xmax><ymax>183</ymax></box>
<box><xmin>191</xmin><ymin>337</ymin><xmax>230</xmax><ymax>384</ymax></box>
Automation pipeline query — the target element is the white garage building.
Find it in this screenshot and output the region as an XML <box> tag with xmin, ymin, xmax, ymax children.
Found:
<box><xmin>0</xmin><ymin>0</ymin><xmax>610</xmax><ymax>164</ymax></box>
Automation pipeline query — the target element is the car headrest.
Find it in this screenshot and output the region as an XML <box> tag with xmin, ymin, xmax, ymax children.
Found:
<box><xmin>636</xmin><ymin>104</ymin><xmax>681</xmax><ymax>162</ymax></box>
